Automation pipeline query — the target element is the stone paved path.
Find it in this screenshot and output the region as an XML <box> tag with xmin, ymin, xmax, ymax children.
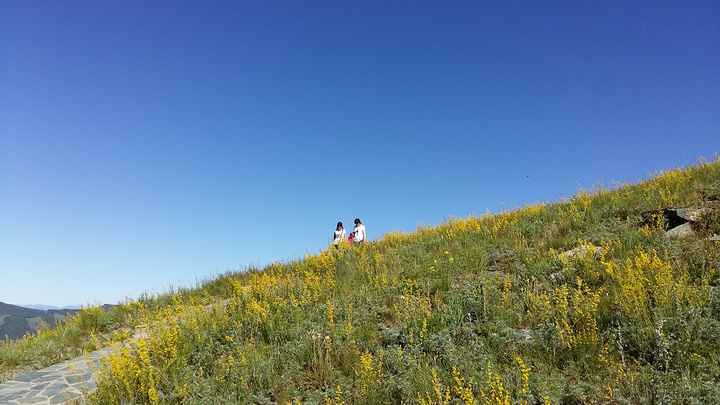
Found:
<box><xmin>0</xmin><ymin>345</ymin><xmax>115</xmax><ymax>405</ymax></box>
<box><xmin>0</xmin><ymin>302</ymin><xmax>220</xmax><ymax>404</ymax></box>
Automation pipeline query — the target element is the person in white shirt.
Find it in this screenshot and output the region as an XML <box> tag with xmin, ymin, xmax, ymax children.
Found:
<box><xmin>332</xmin><ymin>222</ymin><xmax>346</xmax><ymax>249</ymax></box>
<box><xmin>353</xmin><ymin>218</ymin><xmax>366</xmax><ymax>243</ymax></box>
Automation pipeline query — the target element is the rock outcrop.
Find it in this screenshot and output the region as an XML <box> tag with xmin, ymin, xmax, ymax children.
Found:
<box><xmin>641</xmin><ymin>207</ymin><xmax>715</xmax><ymax>239</ymax></box>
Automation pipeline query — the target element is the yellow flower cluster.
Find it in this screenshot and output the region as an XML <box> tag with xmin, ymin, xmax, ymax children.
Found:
<box><xmin>358</xmin><ymin>350</ymin><xmax>383</xmax><ymax>395</ymax></box>
<box><xmin>606</xmin><ymin>246</ymin><xmax>700</xmax><ymax>326</ymax></box>
<box><xmin>515</xmin><ymin>357</ymin><xmax>530</xmax><ymax>404</ymax></box>
<box><xmin>478</xmin><ymin>362</ymin><xmax>510</xmax><ymax>405</ymax></box>
<box><xmin>527</xmin><ymin>277</ymin><xmax>600</xmax><ymax>350</ymax></box>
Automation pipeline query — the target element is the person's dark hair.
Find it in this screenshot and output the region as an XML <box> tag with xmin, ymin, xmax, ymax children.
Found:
<box><xmin>354</xmin><ymin>218</ymin><xmax>361</xmax><ymax>225</ymax></box>
<box><xmin>337</xmin><ymin>222</ymin><xmax>343</xmax><ymax>228</ymax></box>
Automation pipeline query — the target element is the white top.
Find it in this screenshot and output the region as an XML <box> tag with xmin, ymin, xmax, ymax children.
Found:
<box><xmin>353</xmin><ymin>224</ymin><xmax>366</xmax><ymax>242</ymax></box>
<box><xmin>333</xmin><ymin>228</ymin><xmax>346</xmax><ymax>245</ymax></box>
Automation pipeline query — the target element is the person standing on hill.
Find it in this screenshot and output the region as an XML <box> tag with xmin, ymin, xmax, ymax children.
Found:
<box><xmin>352</xmin><ymin>218</ymin><xmax>366</xmax><ymax>243</ymax></box>
<box><xmin>332</xmin><ymin>222</ymin><xmax>346</xmax><ymax>249</ymax></box>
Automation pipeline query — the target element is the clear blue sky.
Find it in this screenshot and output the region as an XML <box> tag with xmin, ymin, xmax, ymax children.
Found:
<box><xmin>1</xmin><ymin>1</ymin><xmax>718</xmax><ymax>307</ymax></box>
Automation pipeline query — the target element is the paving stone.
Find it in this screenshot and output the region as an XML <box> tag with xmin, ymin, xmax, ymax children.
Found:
<box><xmin>42</xmin><ymin>383</ymin><xmax>67</xmax><ymax>397</ymax></box>
<box><xmin>49</xmin><ymin>395</ymin><xmax>68</xmax><ymax>404</ymax></box>
<box><xmin>12</xmin><ymin>372</ymin><xmax>49</xmax><ymax>383</ymax></box>
<box><xmin>30</xmin><ymin>382</ymin><xmax>50</xmax><ymax>391</ymax></box>
<box><xmin>0</xmin><ymin>391</ymin><xmax>25</xmax><ymax>400</ymax></box>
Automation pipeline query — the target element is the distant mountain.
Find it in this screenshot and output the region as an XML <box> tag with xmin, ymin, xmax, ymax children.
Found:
<box><xmin>0</xmin><ymin>301</ymin><xmax>78</xmax><ymax>340</ymax></box>
<box><xmin>20</xmin><ymin>304</ymin><xmax>81</xmax><ymax>311</ymax></box>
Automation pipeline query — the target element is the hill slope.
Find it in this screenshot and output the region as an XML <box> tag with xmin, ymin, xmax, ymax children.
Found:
<box><xmin>2</xmin><ymin>158</ymin><xmax>720</xmax><ymax>404</ymax></box>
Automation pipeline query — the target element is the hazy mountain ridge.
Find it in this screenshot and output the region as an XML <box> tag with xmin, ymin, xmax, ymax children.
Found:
<box><xmin>20</xmin><ymin>304</ymin><xmax>81</xmax><ymax>311</ymax></box>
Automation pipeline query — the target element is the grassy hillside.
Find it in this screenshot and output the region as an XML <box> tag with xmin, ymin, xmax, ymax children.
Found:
<box><xmin>2</xmin><ymin>158</ymin><xmax>720</xmax><ymax>404</ymax></box>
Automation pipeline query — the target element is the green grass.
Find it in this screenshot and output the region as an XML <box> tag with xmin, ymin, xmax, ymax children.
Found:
<box><xmin>2</xmin><ymin>157</ymin><xmax>720</xmax><ymax>404</ymax></box>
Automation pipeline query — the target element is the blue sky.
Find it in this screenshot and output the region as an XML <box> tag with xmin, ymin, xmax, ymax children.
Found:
<box><xmin>1</xmin><ymin>1</ymin><xmax>718</xmax><ymax>307</ymax></box>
